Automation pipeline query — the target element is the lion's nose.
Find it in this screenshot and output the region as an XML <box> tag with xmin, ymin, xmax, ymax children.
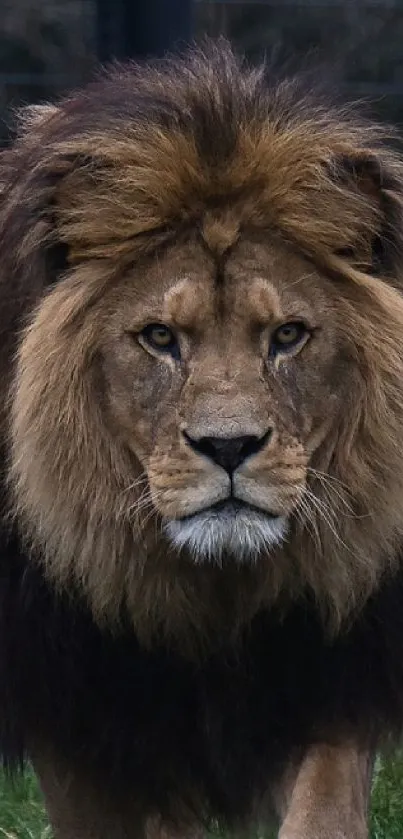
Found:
<box><xmin>183</xmin><ymin>431</ymin><xmax>272</xmax><ymax>474</ymax></box>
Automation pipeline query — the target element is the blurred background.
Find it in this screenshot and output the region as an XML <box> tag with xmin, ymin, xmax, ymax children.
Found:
<box><xmin>0</xmin><ymin>0</ymin><xmax>403</xmax><ymax>143</ymax></box>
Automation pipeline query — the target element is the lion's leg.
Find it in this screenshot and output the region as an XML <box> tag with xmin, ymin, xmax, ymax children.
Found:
<box><xmin>32</xmin><ymin>749</ymin><xmax>203</xmax><ymax>839</ymax></box>
<box><xmin>32</xmin><ymin>750</ymin><xmax>144</xmax><ymax>839</ymax></box>
<box><xmin>273</xmin><ymin>742</ymin><xmax>375</xmax><ymax>839</ymax></box>
<box><xmin>33</xmin><ymin>741</ymin><xmax>374</xmax><ymax>839</ymax></box>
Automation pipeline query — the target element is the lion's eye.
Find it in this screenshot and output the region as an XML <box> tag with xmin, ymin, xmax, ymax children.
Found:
<box><xmin>139</xmin><ymin>323</ymin><xmax>180</xmax><ymax>358</ymax></box>
<box><xmin>269</xmin><ymin>322</ymin><xmax>309</xmax><ymax>357</ymax></box>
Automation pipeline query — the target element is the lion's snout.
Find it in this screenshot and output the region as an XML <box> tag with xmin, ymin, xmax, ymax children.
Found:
<box><xmin>182</xmin><ymin>428</ymin><xmax>272</xmax><ymax>474</ymax></box>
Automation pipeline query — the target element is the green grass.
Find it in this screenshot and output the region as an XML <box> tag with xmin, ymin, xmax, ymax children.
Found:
<box><xmin>2</xmin><ymin>757</ymin><xmax>403</xmax><ymax>838</ymax></box>
<box><xmin>0</xmin><ymin>766</ymin><xmax>52</xmax><ymax>839</ymax></box>
<box><xmin>370</xmin><ymin>754</ymin><xmax>403</xmax><ymax>839</ymax></box>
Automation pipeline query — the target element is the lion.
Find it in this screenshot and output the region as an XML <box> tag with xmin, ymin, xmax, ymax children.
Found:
<box><xmin>2</xmin><ymin>38</ymin><xmax>403</xmax><ymax>839</ymax></box>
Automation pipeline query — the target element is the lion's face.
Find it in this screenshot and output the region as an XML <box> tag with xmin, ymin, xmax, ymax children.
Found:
<box><xmin>101</xmin><ymin>234</ymin><xmax>341</xmax><ymax>563</ymax></box>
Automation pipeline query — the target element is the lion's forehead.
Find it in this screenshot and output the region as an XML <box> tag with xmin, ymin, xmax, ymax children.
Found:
<box><xmin>112</xmin><ymin>234</ymin><xmax>328</xmax><ymax>334</ymax></box>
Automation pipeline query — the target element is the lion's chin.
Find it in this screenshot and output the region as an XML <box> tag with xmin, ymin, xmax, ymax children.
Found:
<box><xmin>164</xmin><ymin>500</ymin><xmax>288</xmax><ymax>564</ymax></box>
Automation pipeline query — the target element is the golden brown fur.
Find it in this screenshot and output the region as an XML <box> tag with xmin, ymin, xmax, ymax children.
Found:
<box><xmin>275</xmin><ymin>743</ymin><xmax>373</xmax><ymax>839</ymax></box>
<box><xmin>3</xmin><ymin>40</ymin><xmax>403</xmax><ymax>656</ymax></box>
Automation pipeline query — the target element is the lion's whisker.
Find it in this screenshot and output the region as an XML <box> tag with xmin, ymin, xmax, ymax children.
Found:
<box><xmin>120</xmin><ymin>474</ymin><xmax>148</xmax><ymax>496</ymax></box>
<box><xmin>302</xmin><ymin>487</ymin><xmax>353</xmax><ymax>555</ymax></box>
<box><xmin>294</xmin><ymin>492</ymin><xmax>323</xmax><ymax>554</ymax></box>
<box><xmin>307</xmin><ymin>468</ymin><xmax>373</xmax><ymax>520</ymax></box>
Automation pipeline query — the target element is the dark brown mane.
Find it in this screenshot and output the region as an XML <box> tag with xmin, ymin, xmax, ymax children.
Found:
<box><xmin>1</xmin><ymin>39</ymin><xmax>402</xmax><ymax>273</ymax></box>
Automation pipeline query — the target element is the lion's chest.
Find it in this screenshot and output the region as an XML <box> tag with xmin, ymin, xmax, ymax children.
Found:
<box><xmin>1</xmin><ymin>552</ymin><xmax>403</xmax><ymax>826</ymax></box>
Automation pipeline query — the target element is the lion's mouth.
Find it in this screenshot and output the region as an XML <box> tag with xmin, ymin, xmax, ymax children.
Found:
<box><xmin>178</xmin><ymin>498</ymin><xmax>280</xmax><ymax>522</ymax></box>
<box><xmin>165</xmin><ymin>498</ymin><xmax>287</xmax><ymax>562</ymax></box>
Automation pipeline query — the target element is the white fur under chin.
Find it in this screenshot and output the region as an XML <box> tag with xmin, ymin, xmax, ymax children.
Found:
<box><xmin>164</xmin><ymin>506</ymin><xmax>288</xmax><ymax>564</ymax></box>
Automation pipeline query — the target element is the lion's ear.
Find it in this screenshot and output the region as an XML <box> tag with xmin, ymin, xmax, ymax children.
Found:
<box><xmin>14</xmin><ymin>105</ymin><xmax>61</xmax><ymax>153</ymax></box>
<box><xmin>0</xmin><ymin>103</ymin><xmax>90</xmax><ymax>290</ymax></box>
<box><xmin>17</xmin><ymin>104</ymin><xmax>60</xmax><ymax>133</ymax></box>
<box><xmin>334</xmin><ymin>149</ymin><xmax>403</xmax><ymax>274</ymax></box>
<box><xmin>18</xmin><ymin>106</ymin><xmax>103</xmax><ymax>278</ymax></box>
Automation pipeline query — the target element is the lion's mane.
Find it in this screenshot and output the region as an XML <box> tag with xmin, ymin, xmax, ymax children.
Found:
<box><xmin>2</xmin><ymin>43</ymin><xmax>403</xmax><ymax>648</ymax></box>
